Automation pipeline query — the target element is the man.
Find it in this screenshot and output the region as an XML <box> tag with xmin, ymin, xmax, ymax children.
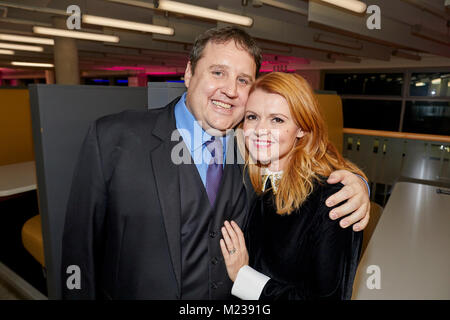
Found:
<box><xmin>61</xmin><ymin>27</ymin><xmax>370</xmax><ymax>300</ymax></box>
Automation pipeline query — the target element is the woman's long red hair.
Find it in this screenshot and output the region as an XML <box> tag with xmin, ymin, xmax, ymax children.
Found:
<box><xmin>243</xmin><ymin>72</ymin><xmax>367</xmax><ymax>215</ymax></box>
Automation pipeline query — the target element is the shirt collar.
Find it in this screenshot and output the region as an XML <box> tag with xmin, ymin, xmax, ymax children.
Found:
<box><xmin>262</xmin><ymin>168</ymin><xmax>284</xmax><ymax>175</ymax></box>
<box><xmin>174</xmin><ymin>92</ymin><xmax>227</xmax><ymax>154</ymax></box>
<box><xmin>261</xmin><ymin>168</ymin><xmax>284</xmax><ymax>193</ymax></box>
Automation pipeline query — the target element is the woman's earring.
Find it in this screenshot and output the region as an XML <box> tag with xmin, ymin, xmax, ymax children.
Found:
<box><xmin>297</xmin><ymin>130</ymin><xmax>305</xmax><ymax>139</ymax></box>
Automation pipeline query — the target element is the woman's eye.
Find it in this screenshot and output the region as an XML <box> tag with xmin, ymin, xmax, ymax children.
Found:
<box><xmin>246</xmin><ymin>114</ymin><xmax>256</xmax><ymax>120</ymax></box>
<box><xmin>273</xmin><ymin>117</ymin><xmax>284</xmax><ymax>123</ymax></box>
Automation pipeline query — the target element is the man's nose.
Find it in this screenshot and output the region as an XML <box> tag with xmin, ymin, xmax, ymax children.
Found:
<box><xmin>223</xmin><ymin>79</ymin><xmax>238</xmax><ymax>98</ymax></box>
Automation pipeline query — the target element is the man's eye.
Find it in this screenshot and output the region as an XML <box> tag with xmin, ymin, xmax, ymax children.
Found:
<box><xmin>238</xmin><ymin>78</ymin><xmax>249</xmax><ymax>85</ymax></box>
<box><xmin>212</xmin><ymin>71</ymin><xmax>224</xmax><ymax>76</ymax></box>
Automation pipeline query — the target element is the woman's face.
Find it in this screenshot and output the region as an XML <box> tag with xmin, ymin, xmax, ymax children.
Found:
<box><xmin>243</xmin><ymin>89</ymin><xmax>305</xmax><ymax>171</ymax></box>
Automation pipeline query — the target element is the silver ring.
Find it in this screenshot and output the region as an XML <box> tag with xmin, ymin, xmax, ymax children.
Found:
<box><xmin>229</xmin><ymin>248</ymin><xmax>236</xmax><ymax>255</ymax></box>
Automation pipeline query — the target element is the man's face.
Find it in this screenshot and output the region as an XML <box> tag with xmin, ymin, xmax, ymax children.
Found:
<box><xmin>184</xmin><ymin>40</ymin><xmax>257</xmax><ymax>136</ymax></box>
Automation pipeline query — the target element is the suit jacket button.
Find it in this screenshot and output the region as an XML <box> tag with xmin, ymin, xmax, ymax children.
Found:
<box><xmin>211</xmin><ymin>282</ymin><xmax>218</xmax><ymax>289</ymax></box>
<box><xmin>211</xmin><ymin>257</ymin><xmax>219</xmax><ymax>265</ymax></box>
<box><xmin>209</xmin><ymin>231</ymin><xmax>217</xmax><ymax>238</ymax></box>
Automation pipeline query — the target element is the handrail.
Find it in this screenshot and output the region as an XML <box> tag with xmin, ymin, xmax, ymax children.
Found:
<box><xmin>343</xmin><ymin>128</ymin><xmax>450</xmax><ymax>143</ymax></box>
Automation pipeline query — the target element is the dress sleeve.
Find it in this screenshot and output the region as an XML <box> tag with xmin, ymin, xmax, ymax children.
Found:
<box><xmin>231</xmin><ymin>266</ymin><xmax>271</xmax><ymax>300</ymax></box>
<box><xmin>258</xmin><ymin>186</ymin><xmax>363</xmax><ymax>300</ymax></box>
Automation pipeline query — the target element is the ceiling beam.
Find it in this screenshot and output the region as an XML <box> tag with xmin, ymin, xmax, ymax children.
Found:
<box><xmin>0</xmin><ymin>17</ymin><xmax>51</xmax><ymax>27</ymax></box>
<box><xmin>400</xmin><ymin>0</ymin><xmax>450</xmax><ymax>20</ymax></box>
<box><xmin>218</xmin><ymin>5</ymin><xmax>391</xmax><ymax>61</ymax></box>
<box><xmin>307</xmin><ymin>0</ymin><xmax>450</xmax><ymax>58</ymax></box>
<box><xmin>0</xmin><ymin>1</ymin><xmax>67</xmax><ymax>16</ymax></box>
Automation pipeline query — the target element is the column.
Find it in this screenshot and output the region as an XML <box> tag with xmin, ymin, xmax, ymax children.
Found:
<box><xmin>52</xmin><ymin>16</ymin><xmax>80</xmax><ymax>84</ymax></box>
<box><xmin>45</xmin><ymin>70</ymin><xmax>55</xmax><ymax>84</ymax></box>
<box><xmin>128</xmin><ymin>73</ymin><xmax>147</xmax><ymax>87</ymax></box>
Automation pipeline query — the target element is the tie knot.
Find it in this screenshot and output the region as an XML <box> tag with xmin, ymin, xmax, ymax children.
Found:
<box><xmin>205</xmin><ymin>136</ymin><xmax>223</xmax><ymax>163</ymax></box>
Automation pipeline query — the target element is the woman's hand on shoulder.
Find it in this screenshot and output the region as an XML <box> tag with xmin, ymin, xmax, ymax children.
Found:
<box><xmin>220</xmin><ymin>220</ymin><xmax>249</xmax><ymax>282</ymax></box>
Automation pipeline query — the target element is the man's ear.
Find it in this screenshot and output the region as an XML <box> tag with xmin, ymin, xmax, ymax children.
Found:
<box><xmin>297</xmin><ymin>129</ymin><xmax>306</xmax><ymax>139</ymax></box>
<box><xmin>184</xmin><ymin>61</ymin><xmax>192</xmax><ymax>88</ymax></box>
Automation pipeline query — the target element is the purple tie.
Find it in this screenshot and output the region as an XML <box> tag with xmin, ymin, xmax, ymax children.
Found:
<box><xmin>205</xmin><ymin>136</ymin><xmax>223</xmax><ymax>206</ymax></box>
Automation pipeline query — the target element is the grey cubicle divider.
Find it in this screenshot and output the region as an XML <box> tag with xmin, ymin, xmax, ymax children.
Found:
<box><xmin>147</xmin><ymin>81</ymin><xmax>186</xmax><ymax>109</ymax></box>
<box><xmin>29</xmin><ymin>84</ymin><xmax>147</xmax><ymax>299</ymax></box>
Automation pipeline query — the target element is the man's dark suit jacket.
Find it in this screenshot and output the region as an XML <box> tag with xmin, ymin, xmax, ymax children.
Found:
<box><xmin>61</xmin><ymin>98</ymin><xmax>255</xmax><ymax>299</ymax></box>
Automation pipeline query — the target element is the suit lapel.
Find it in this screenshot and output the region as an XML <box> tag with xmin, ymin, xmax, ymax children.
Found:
<box><xmin>149</xmin><ymin>99</ymin><xmax>182</xmax><ymax>296</ymax></box>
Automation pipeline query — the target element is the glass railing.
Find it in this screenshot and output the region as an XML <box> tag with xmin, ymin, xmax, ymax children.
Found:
<box><xmin>343</xmin><ymin>128</ymin><xmax>450</xmax><ymax>206</ymax></box>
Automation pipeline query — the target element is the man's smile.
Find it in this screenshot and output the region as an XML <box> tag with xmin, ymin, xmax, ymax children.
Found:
<box><xmin>211</xmin><ymin>99</ymin><xmax>233</xmax><ymax>110</ymax></box>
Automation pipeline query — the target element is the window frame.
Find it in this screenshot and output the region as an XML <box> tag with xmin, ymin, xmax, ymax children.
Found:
<box><xmin>323</xmin><ymin>67</ymin><xmax>450</xmax><ymax>133</ymax></box>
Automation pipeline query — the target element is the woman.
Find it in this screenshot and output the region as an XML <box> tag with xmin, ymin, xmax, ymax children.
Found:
<box><xmin>220</xmin><ymin>72</ymin><xmax>365</xmax><ymax>300</ymax></box>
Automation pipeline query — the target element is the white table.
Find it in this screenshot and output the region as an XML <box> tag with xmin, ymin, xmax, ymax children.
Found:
<box><xmin>352</xmin><ymin>182</ymin><xmax>450</xmax><ymax>299</ymax></box>
<box><xmin>0</xmin><ymin>161</ymin><xmax>44</xmax><ymax>299</ymax></box>
<box><xmin>0</xmin><ymin>161</ymin><xmax>37</xmax><ymax>198</ymax></box>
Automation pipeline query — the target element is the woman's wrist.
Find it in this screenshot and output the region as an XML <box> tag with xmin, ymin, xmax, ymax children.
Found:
<box><xmin>232</xmin><ymin>264</ymin><xmax>249</xmax><ymax>282</ymax></box>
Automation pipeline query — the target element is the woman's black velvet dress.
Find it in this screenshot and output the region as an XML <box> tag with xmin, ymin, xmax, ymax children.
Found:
<box><xmin>245</xmin><ymin>179</ymin><xmax>363</xmax><ymax>300</ymax></box>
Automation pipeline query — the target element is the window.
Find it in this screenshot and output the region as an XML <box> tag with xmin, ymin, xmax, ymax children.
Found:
<box><xmin>324</xmin><ymin>69</ymin><xmax>450</xmax><ymax>136</ymax></box>
<box><xmin>342</xmin><ymin>99</ymin><xmax>402</xmax><ymax>131</ymax></box>
<box><xmin>409</xmin><ymin>72</ymin><xmax>450</xmax><ymax>97</ymax></box>
<box><xmin>403</xmin><ymin>101</ymin><xmax>450</xmax><ymax>136</ymax></box>
<box><xmin>324</xmin><ymin>73</ymin><xmax>403</xmax><ymax>96</ymax></box>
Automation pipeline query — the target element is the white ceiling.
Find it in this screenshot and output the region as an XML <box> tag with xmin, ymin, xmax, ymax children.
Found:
<box><xmin>0</xmin><ymin>0</ymin><xmax>449</xmax><ymax>77</ymax></box>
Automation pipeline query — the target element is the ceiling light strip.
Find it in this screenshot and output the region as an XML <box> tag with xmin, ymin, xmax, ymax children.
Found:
<box><xmin>0</xmin><ymin>49</ymin><xmax>14</xmax><ymax>55</ymax></box>
<box><xmin>261</xmin><ymin>0</ymin><xmax>308</xmax><ymax>15</ymax></box>
<box><xmin>159</xmin><ymin>0</ymin><xmax>253</xmax><ymax>26</ymax></box>
<box><xmin>320</xmin><ymin>0</ymin><xmax>367</xmax><ymax>13</ymax></box>
<box><xmin>82</xmin><ymin>15</ymin><xmax>174</xmax><ymax>35</ymax></box>
<box><xmin>0</xmin><ymin>42</ymin><xmax>43</xmax><ymax>52</ymax></box>
<box><xmin>0</xmin><ymin>33</ymin><xmax>54</xmax><ymax>45</ymax></box>
<box><xmin>33</xmin><ymin>27</ymin><xmax>120</xmax><ymax>43</ymax></box>
<box><xmin>108</xmin><ymin>0</ymin><xmax>253</xmax><ymax>26</ymax></box>
<box><xmin>11</xmin><ymin>61</ymin><xmax>54</xmax><ymax>67</ymax></box>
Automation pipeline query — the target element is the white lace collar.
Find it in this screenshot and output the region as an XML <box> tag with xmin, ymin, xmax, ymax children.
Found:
<box><xmin>261</xmin><ymin>168</ymin><xmax>284</xmax><ymax>193</ymax></box>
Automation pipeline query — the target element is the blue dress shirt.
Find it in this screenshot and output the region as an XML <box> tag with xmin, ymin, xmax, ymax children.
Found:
<box><xmin>174</xmin><ymin>93</ymin><xmax>229</xmax><ymax>187</ymax></box>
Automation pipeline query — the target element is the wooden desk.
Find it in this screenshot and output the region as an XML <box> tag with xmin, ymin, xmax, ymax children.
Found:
<box><xmin>0</xmin><ymin>161</ymin><xmax>37</xmax><ymax>198</ymax></box>
<box><xmin>353</xmin><ymin>182</ymin><xmax>450</xmax><ymax>299</ymax></box>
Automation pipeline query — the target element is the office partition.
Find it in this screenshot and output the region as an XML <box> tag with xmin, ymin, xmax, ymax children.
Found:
<box><xmin>29</xmin><ymin>84</ymin><xmax>147</xmax><ymax>299</ymax></box>
<box><xmin>147</xmin><ymin>81</ymin><xmax>186</xmax><ymax>109</ymax></box>
<box><xmin>0</xmin><ymin>88</ymin><xmax>34</xmax><ymax>165</ymax></box>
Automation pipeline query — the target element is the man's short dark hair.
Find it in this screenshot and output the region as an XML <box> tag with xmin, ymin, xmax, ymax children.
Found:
<box><xmin>189</xmin><ymin>26</ymin><xmax>262</xmax><ymax>77</ymax></box>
